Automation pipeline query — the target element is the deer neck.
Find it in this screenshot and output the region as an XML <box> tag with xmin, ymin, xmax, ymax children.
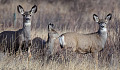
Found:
<box><xmin>98</xmin><ymin>28</ymin><xmax>107</xmax><ymax>37</ymax></box>
<box><xmin>98</xmin><ymin>28</ymin><xmax>107</xmax><ymax>48</ymax></box>
<box><xmin>23</xmin><ymin>20</ymin><xmax>31</xmax><ymax>40</ymax></box>
<box><xmin>47</xmin><ymin>34</ymin><xmax>55</xmax><ymax>54</ymax></box>
<box><xmin>47</xmin><ymin>34</ymin><xmax>55</xmax><ymax>47</ymax></box>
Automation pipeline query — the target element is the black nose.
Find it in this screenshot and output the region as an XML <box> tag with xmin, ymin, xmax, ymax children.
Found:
<box><xmin>101</xmin><ymin>26</ymin><xmax>104</xmax><ymax>28</ymax></box>
<box><xmin>26</xmin><ymin>18</ymin><xmax>30</xmax><ymax>20</ymax></box>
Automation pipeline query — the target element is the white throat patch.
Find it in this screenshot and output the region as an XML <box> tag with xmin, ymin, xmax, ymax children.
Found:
<box><xmin>25</xmin><ymin>22</ymin><xmax>31</xmax><ymax>26</ymax></box>
<box><xmin>100</xmin><ymin>28</ymin><xmax>107</xmax><ymax>47</ymax></box>
<box><xmin>101</xmin><ymin>28</ymin><xmax>107</xmax><ymax>32</ymax></box>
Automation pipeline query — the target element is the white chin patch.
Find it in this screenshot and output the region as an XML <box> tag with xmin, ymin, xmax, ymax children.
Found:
<box><xmin>59</xmin><ymin>35</ymin><xmax>66</xmax><ymax>46</ymax></box>
<box><xmin>25</xmin><ymin>22</ymin><xmax>31</xmax><ymax>26</ymax></box>
<box><xmin>101</xmin><ymin>28</ymin><xmax>107</xmax><ymax>32</ymax></box>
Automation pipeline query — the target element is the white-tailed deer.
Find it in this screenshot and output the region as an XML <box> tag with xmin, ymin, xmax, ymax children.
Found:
<box><xmin>0</xmin><ymin>5</ymin><xmax>37</xmax><ymax>57</ymax></box>
<box><xmin>59</xmin><ymin>13</ymin><xmax>112</xmax><ymax>53</ymax></box>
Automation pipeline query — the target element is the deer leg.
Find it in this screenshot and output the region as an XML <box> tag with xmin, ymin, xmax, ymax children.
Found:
<box><xmin>95</xmin><ymin>52</ymin><xmax>98</xmax><ymax>70</ymax></box>
<box><xmin>28</xmin><ymin>40</ymin><xmax>32</xmax><ymax>59</ymax></box>
<box><xmin>19</xmin><ymin>41</ymin><xmax>23</xmax><ymax>56</ymax></box>
<box><xmin>92</xmin><ymin>52</ymin><xmax>99</xmax><ymax>70</ymax></box>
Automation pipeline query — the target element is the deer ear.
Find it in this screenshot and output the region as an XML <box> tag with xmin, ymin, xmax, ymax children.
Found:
<box><xmin>93</xmin><ymin>14</ymin><xmax>99</xmax><ymax>23</ymax></box>
<box><xmin>30</xmin><ymin>5</ymin><xmax>37</xmax><ymax>14</ymax></box>
<box><xmin>49</xmin><ymin>23</ymin><xmax>54</xmax><ymax>27</ymax></box>
<box><xmin>49</xmin><ymin>23</ymin><xmax>52</xmax><ymax>25</ymax></box>
<box><xmin>105</xmin><ymin>13</ymin><xmax>112</xmax><ymax>22</ymax></box>
<box><xmin>17</xmin><ymin>5</ymin><xmax>24</xmax><ymax>14</ymax></box>
<box><xmin>51</xmin><ymin>24</ymin><xmax>54</xmax><ymax>27</ymax></box>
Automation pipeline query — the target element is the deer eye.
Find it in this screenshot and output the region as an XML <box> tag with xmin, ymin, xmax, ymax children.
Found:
<box><xmin>30</xmin><ymin>14</ymin><xmax>31</xmax><ymax>16</ymax></box>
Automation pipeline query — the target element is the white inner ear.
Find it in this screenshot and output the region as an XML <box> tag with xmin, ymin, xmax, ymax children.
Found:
<box><xmin>105</xmin><ymin>15</ymin><xmax>111</xmax><ymax>23</ymax></box>
<box><xmin>19</xmin><ymin>8</ymin><xmax>24</xmax><ymax>14</ymax></box>
<box><xmin>31</xmin><ymin>7</ymin><xmax>36</xmax><ymax>13</ymax></box>
<box><xmin>94</xmin><ymin>16</ymin><xmax>99</xmax><ymax>22</ymax></box>
<box><xmin>106</xmin><ymin>15</ymin><xmax>111</xmax><ymax>20</ymax></box>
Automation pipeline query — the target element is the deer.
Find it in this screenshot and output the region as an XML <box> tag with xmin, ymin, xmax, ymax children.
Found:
<box><xmin>59</xmin><ymin>13</ymin><xmax>112</xmax><ymax>54</ymax></box>
<box><xmin>59</xmin><ymin>13</ymin><xmax>112</xmax><ymax>69</ymax></box>
<box><xmin>0</xmin><ymin>5</ymin><xmax>37</xmax><ymax>58</ymax></box>
<box><xmin>46</xmin><ymin>23</ymin><xmax>60</xmax><ymax>56</ymax></box>
<box><xmin>31</xmin><ymin>23</ymin><xmax>60</xmax><ymax>60</ymax></box>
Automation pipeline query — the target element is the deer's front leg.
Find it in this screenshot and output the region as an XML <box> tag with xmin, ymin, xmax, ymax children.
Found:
<box><xmin>19</xmin><ymin>41</ymin><xmax>23</xmax><ymax>55</ymax></box>
<box><xmin>28</xmin><ymin>40</ymin><xmax>32</xmax><ymax>59</ymax></box>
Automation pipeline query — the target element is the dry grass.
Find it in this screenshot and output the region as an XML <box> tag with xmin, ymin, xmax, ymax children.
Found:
<box><xmin>0</xmin><ymin>0</ymin><xmax>120</xmax><ymax>70</ymax></box>
<box><xmin>0</xmin><ymin>28</ymin><xmax>119</xmax><ymax>70</ymax></box>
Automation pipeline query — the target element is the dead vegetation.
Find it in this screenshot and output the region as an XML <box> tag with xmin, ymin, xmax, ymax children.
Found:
<box><xmin>0</xmin><ymin>0</ymin><xmax>120</xmax><ymax>70</ymax></box>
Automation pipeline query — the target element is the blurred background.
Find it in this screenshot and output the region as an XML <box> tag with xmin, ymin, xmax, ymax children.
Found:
<box><xmin>0</xmin><ymin>0</ymin><xmax>119</xmax><ymax>31</ymax></box>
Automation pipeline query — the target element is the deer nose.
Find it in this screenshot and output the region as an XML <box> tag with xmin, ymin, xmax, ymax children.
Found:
<box><xmin>26</xmin><ymin>18</ymin><xmax>30</xmax><ymax>20</ymax></box>
<box><xmin>101</xmin><ymin>26</ymin><xmax>104</xmax><ymax>28</ymax></box>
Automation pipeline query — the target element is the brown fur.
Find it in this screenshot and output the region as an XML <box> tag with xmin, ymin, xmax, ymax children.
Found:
<box><xmin>61</xmin><ymin>32</ymin><xmax>103</xmax><ymax>53</ymax></box>
<box><xmin>46</xmin><ymin>23</ymin><xmax>61</xmax><ymax>56</ymax></box>
<box><xmin>59</xmin><ymin>13</ymin><xmax>112</xmax><ymax>54</ymax></box>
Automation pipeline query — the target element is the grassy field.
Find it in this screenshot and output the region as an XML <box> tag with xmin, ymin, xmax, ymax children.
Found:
<box><xmin>0</xmin><ymin>28</ymin><xmax>119</xmax><ymax>70</ymax></box>
<box><xmin>0</xmin><ymin>0</ymin><xmax>120</xmax><ymax>70</ymax></box>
